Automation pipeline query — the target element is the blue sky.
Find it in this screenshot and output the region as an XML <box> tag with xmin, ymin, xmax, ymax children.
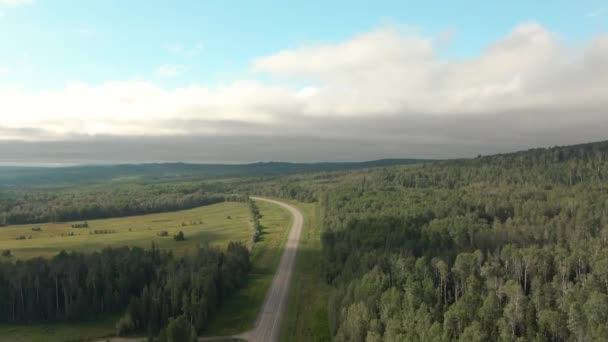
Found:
<box><xmin>1</xmin><ymin>0</ymin><xmax>606</xmax><ymax>90</ymax></box>
<box><xmin>0</xmin><ymin>0</ymin><xmax>607</xmax><ymax>163</ymax></box>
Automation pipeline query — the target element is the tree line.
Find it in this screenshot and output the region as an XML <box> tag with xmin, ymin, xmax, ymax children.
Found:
<box><xmin>0</xmin><ymin>182</ymin><xmax>246</xmax><ymax>225</ymax></box>
<box><xmin>249</xmin><ymin>199</ymin><xmax>263</xmax><ymax>243</ymax></box>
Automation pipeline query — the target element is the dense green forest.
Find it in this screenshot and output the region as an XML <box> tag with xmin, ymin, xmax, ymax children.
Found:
<box><xmin>0</xmin><ymin>243</ymin><xmax>249</xmax><ymax>334</ymax></box>
<box><xmin>239</xmin><ymin>140</ymin><xmax>608</xmax><ymax>341</ymax></box>
<box><xmin>0</xmin><ymin>183</ymin><xmax>245</xmax><ymax>225</ymax></box>
<box><xmin>117</xmin><ymin>242</ymin><xmax>250</xmax><ymax>336</ymax></box>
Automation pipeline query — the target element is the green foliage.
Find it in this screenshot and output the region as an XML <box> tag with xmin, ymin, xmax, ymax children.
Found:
<box><xmin>156</xmin><ymin>315</ymin><xmax>197</xmax><ymax>342</ymax></box>
<box><xmin>0</xmin><ymin>182</ymin><xmax>245</xmax><ymax>226</ymax></box>
<box><xmin>0</xmin><ymin>242</ymin><xmax>250</xmax><ymax>338</ymax></box>
<box><xmin>249</xmin><ymin>199</ymin><xmax>263</xmax><ymax>243</ymax></box>
<box><xmin>116</xmin><ymin>312</ymin><xmax>135</xmax><ymax>336</ymax></box>
<box><xmin>242</xmin><ymin>139</ymin><xmax>608</xmax><ymax>342</ymax></box>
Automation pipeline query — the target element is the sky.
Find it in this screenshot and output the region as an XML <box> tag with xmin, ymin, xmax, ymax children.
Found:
<box><xmin>0</xmin><ymin>0</ymin><xmax>607</xmax><ymax>164</ymax></box>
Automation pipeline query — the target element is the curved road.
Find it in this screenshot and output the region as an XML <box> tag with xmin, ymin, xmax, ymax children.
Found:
<box><xmin>243</xmin><ymin>197</ymin><xmax>303</xmax><ymax>342</ymax></box>
<box><xmin>95</xmin><ymin>197</ymin><xmax>303</xmax><ymax>342</ymax></box>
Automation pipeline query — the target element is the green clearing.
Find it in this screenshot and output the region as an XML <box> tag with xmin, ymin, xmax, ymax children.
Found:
<box><xmin>203</xmin><ymin>199</ymin><xmax>292</xmax><ymax>336</ymax></box>
<box><xmin>279</xmin><ymin>201</ymin><xmax>332</xmax><ymax>342</ymax></box>
<box><xmin>0</xmin><ymin>199</ymin><xmax>293</xmax><ymax>342</ymax></box>
<box><xmin>0</xmin><ymin>201</ymin><xmax>250</xmax><ymax>260</ymax></box>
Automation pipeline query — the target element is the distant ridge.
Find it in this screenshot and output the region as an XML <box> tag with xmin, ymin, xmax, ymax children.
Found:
<box><xmin>0</xmin><ymin>159</ymin><xmax>433</xmax><ymax>187</ymax></box>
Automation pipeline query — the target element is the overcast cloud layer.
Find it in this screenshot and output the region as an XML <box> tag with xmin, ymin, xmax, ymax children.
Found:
<box><xmin>1</xmin><ymin>23</ymin><xmax>607</xmax><ymax>163</ymax></box>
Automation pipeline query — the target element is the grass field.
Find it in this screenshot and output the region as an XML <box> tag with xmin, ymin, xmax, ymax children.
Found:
<box><xmin>0</xmin><ymin>199</ymin><xmax>292</xmax><ymax>342</ymax></box>
<box><xmin>0</xmin><ymin>201</ymin><xmax>251</xmax><ymax>260</ymax></box>
<box><xmin>279</xmin><ymin>201</ymin><xmax>332</xmax><ymax>342</ymax></box>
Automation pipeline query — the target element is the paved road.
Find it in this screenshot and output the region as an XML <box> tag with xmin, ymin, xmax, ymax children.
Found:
<box><xmin>95</xmin><ymin>197</ymin><xmax>303</xmax><ymax>342</ymax></box>
<box><xmin>242</xmin><ymin>197</ymin><xmax>303</xmax><ymax>342</ymax></box>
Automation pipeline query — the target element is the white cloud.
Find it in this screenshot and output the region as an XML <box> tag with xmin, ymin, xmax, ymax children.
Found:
<box><xmin>0</xmin><ymin>0</ymin><xmax>32</xmax><ymax>7</ymax></box>
<box><xmin>253</xmin><ymin>23</ymin><xmax>607</xmax><ymax>117</ymax></box>
<box><xmin>1</xmin><ymin>23</ymin><xmax>607</xmax><ymax>159</ymax></box>
<box><xmin>156</xmin><ymin>64</ymin><xmax>188</xmax><ymax>78</ymax></box>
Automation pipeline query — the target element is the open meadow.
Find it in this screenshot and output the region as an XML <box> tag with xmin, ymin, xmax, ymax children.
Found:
<box><xmin>0</xmin><ymin>201</ymin><xmax>251</xmax><ymax>260</ymax></box>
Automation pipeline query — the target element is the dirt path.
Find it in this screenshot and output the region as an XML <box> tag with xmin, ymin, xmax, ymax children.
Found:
<box><xmin>95</xmin><ymin>197</ymin><xmax>304</xmax><ymax>342</ymax></box>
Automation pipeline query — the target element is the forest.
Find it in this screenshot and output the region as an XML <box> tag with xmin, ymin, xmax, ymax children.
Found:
<box><xmin>0</xmin><ymin>182</ymin><xmax>245</xmax><ymax>225</ymax></box>
<box><xmin>238</xmin><ymin>140</ymin><xmax>608</xmax><ymax>341</ymax></box>
<box><xmin>0</xmin><ymin>242</ymin><xmax>250</xmax><ymax>336</ymax></box>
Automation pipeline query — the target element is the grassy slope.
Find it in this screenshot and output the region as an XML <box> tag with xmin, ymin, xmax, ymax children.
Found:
<box><xmin>0</xmin><ymin>199</ymin><xmax>292</xmax><ymax>342</ymax></box>
<box><xmin>203</xmin><ymin>199</ymin><xmax>292</xmax><ymax>335</ymax></box>
<box><xmin>279</xmin><ymin>201</ymin><xmax>331</xmax><ymax>342</ymax></box>
<box><xmin>0</xmin><ymin>202</ymin><xmax>250</xmax><ymax>260</ymax></box>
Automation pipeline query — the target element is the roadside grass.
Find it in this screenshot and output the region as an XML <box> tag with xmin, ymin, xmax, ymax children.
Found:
<box><xmin>0</xmin><ymin>314</ymin><xmax>120</xmax><ymax>342</ymax></box>
<box><xmin>203</xmin><ymin>199</ymin><xmax>292</xmax><ymax>335</ymax></box>
<box><xmin>279</xmin><ymin>201</ymin><xmax>332</xmax><ymax>342</ymax></box>
<box><xmin>0</xmin><ymin>202</ymin><xmax>250</xmax><ymax>260</ymax></box>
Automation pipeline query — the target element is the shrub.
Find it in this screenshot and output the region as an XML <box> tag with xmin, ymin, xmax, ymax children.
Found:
<box><xmin>156</xmin><ymin>315</ymin><xmax>197</xmax><ymax>342</ymax></box>
<box><xmin>71</xmin><ymin>221</ymin><xmax>89</xmax><ymax>229</ymax></box>
<box><xmin>174</xmin><ymin>231</ymin><xmax>185</xmax><ymax>241</ymax></box>
<box><xmin>89</xmin><ymin>229</ymin><xmax>116</xmax><ymax>235</ymax></box>
<box><xmin>116</xmin><ymin>313</ymin><xmax>135</xmax><ymax>336</ymax></box>
<box><xmin>253</xmin><ymin>230</ymin><xmax>262</xmax><ymax>243</ymax></box>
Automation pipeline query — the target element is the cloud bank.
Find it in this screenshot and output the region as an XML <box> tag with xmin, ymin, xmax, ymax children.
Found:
<box><xmin>1</xmin><ymin>23</ymin><xmax>607</xmax><ymax>162</ymax></box>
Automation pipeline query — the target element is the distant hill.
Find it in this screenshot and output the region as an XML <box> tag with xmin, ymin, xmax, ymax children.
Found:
<box><xmin>0</xmin><ymin>159</ymin><xmax>433</xmax><ymax>187</ymax></box>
